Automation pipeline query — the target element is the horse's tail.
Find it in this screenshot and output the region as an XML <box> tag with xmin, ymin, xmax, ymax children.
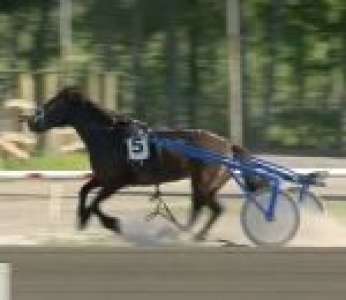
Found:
<box><xmin>231</xmin><ymin>145</ymin><xmax>269</xmax><ymax>192</ymax></box>
<box><xmin>231</xmin><ymin>144</ymin><xmax>249</xmax><ymax>157</ymax></box>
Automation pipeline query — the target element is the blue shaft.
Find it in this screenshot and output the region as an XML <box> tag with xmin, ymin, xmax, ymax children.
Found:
<box><xmin>152</xmin><ymin>136</ymin><xmax>315</xmax><ymax>221</ymax></box>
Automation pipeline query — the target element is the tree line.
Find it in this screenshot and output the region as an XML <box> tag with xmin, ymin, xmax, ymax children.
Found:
<box><xmin>1</xmin><ymin>0</ymin><xmax>346</xmax><ymax>154</ymax></box>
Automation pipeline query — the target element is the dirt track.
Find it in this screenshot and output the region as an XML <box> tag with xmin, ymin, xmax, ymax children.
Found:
<box><xmin>2</xmin><ymin>246</ymin><xmax>346</xmax><ymax>300</ymax></box>
<box><xmin>1</xmin><ymin>156</ymin><xmax>346</xmax><ymax>299</ymax></box>
<box><xmin>0</xmin><ymin>176</ymin><xmax>344</xmax><ymax>247</ymax></box>
<box><xmin>0</xmin><ymin>154</ymin><xmax>345</xmax><ymax>246</ymax></box>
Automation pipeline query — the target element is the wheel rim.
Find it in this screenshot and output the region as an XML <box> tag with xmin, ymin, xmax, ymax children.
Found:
<box><xmin>288</xmin><ymin>187</ymin><xmax>325</xmax><ymax>214</ymax></box>
<box><xmin>241</xmin><ymin>190</ymin><xmax>300</xmax><ymax>246</ymax></box>
<box><xmin>287</xmin><ymin>188</ymin><xmax>326</xmax><ymax>235</ymax></box>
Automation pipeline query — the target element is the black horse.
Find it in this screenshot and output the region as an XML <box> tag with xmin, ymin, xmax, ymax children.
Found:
<box><xmin>28</xmin><ymin>87</ymin><xmax>257</xmax><ymax>240</ymax></box>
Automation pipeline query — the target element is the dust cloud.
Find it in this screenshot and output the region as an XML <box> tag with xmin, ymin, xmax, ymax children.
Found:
<box><xmin>119</xmin><ymin>201</ymin><xmax>346</xmax><ymax>247</ymax></box>
<box><xmin>292</xmin><ymin>210</ymin><xmax>346</xmax><ymax>247</ymax></box>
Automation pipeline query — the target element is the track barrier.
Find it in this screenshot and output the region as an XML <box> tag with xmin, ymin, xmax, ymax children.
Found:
<box><xmin>0</xmin><ymin>264</ymin><xmax>10</xmax><ymax>300</ymax></box>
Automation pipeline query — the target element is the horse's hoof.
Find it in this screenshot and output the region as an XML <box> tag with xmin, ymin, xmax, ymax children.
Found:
<box><xmin>193</xmin><ymin>233</ymin><xmax>206</xmax><ymax>242</ymax></box>
<box><xmin>101</xmin><ymin>216</ymin><xmax>121</xmax><ymax>234</ymax></box>
<box><xmin>77</xmin><ymin>214</ymin><xmax>89</xmax><ymax>230</ymax></box>
<box><xmin>77</xmin><ymin>220</ymin><xmax>86</xmax><ymax>230</ymax></box>
<box><xmin>112</xmin><ymin>218</ymin><xmax>121</xmax><ymax>234</ymax></box>
<box><xmin>78</xmin><ymin>224</ymin><xmax>85</xmax><ymax>230</ymax></box>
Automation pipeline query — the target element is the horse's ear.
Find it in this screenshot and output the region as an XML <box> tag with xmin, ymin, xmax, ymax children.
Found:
<box><xmin>63</xmin><ymin>86</ymin><xmax>85</xmax><ymax>104</ymax></box>
<box><xmin>114</xmin><ymin>114</ymin><xmax>132</xmax><ymax>125</ymax></box>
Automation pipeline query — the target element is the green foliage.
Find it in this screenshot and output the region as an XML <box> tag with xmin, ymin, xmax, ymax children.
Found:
<box><xmin>0</xmin><ymin>153</ymin><xmax>89</xmax><ymax>170</ymax></box>
<box><xmin>1</xmin><ymin>0</ymin><xmax>346</xmax><ymax>154</ymax></box>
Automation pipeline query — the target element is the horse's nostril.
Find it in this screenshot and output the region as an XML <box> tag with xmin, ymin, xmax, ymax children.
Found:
<box><xmin>27</xmin><ymin>116</ymin><xmax>41</xmax><ymax>132</ymax></box>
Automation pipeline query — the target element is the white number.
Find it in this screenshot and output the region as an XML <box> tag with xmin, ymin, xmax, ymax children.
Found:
<box><xmin>127</xmin><ymin>134</ymin><xmax>149</xmax><ymax>160</ymax></box>
<box><xmin>131</xmin><ymin>138</ymin><xmax>144</xmax><ymax>153</ymax></box>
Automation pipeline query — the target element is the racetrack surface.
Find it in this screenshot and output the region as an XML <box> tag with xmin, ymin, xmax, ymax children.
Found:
<box><xmin>1</xmin><ymin>156</ymin><xmax>346</xmax><ymax>299</ymax></box>
<box><xmin>0</xmin><ymin>176</ymin><xmax>346</xmax><ymax>247</ymax></box>
<box><xmin>3</xmin><ymin>246</ymin><xmax>346</xmax><ymax>300</ymax></box>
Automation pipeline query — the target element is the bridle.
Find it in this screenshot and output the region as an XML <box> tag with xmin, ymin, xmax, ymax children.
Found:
<box><xmin>33</xmin><ymin>106</ymin><xmax>45</xmax><ymax>125</ymax></box>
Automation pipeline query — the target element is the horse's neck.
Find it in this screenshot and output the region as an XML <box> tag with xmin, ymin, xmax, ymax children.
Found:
<box><xmin>71</xmin><ymin>106</ymin><xmax>112</xmax><ymax>136</ymax></box>
<box><xmin>73</xmin><ymin>122</ymin><xmax>113</xmax><ymax>152</ymax></box>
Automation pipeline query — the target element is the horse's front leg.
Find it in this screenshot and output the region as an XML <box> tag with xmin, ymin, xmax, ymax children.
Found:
<box><xmin>89</xmin><ymin>184</ymin><xmax>125</xmax><ymax>234</ymax></box>
<box><xmin>78</xmin><ymin>177</ymin><xmax>99</xmax><ymax>230</ymax></box>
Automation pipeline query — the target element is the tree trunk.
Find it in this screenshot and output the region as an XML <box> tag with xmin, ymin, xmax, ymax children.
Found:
<box><xmin>240</xmin><ymin>0</ymin><xmax>250</xmax><ymax>145</ymax></box>
<box><xmin>339</xmin><ymin>20</ymin><xmax>346</xmax><ymax>152</ymax></box>
<box><xmin>30</xmin><ymin>1</ymin><xmax>51</xmax><ymax>71</ymax></box>
<box><xmin>187</xmin><ymin>0</ymin><xmax>199</xmax><ymax>128</ymax></box>
<box><xmin>29</xmin><ymin>1</ymin><xmax>52</xmax><ymax>155</ymax></box>
<box><xmin>261</xmin><ymin>0</ymin><xmax>283</xmax><ymax>148</ymax></box>
<box><xmin>165</xmin><ymin>0</ymin><xmax>178</xmax><ymax>127</ymax></box>
<box><xmin>132</xmin><ymin>0</ymin><xmax>145</xmax><ymax>119</ymax></box>
<box><xmin>8</xmin><ymin>12</ymin><xmax>26</xmax><ymax>97</ymax></box>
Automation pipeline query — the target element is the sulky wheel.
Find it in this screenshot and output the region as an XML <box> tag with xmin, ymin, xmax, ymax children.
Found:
<box><xmin>286</xmin><ymin>187</ymin><xmax>326</xmax><ymax>233</ymax></box>
<box><xmin>241</xmin><ymin>189</ymin><xmax>300</xmax><ymax>246</ymax></box>
<box><xmin>286</xmin><ymin>187</ymin><xmax>325</xmax><ymax>214</ymax></box>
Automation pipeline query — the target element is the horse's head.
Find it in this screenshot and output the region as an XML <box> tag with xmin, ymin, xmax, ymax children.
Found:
<box><xmin>28</xmin><ymin>87</ymin><xmax>83</xmax><ymax>132</ymax></box>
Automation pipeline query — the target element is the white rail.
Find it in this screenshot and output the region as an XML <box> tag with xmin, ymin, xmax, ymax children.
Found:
<box><xmin>0</xmin><ymin>264</ymin><xmax>10</xmax><ymax>300</ymax></box>
<box><xmin>0</xmin><ymin>170</ymin><xmax>91</xmax><ymax>180</ymax></box>
<box><xmin>0</xmin><ymin>169</ymin><xmax>345</xmax><ymax>180</ymax></box>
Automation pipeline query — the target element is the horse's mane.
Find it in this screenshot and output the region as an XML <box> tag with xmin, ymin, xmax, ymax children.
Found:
<box><xmin>60</xmin><ymin>86</ymin><xmax>148</xmax><ymax>129</ymax></box>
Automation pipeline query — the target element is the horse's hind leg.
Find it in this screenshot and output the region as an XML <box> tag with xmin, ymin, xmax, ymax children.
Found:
<box><xmin>186</xmin><ymin>190</ymin><xmax>204</xmax><ymax>231</ymax></box>
<box><xmin>194</xmin><ymin>166</ymin><xmax>230</xmax><ymax>240</ymax></box>
<box><xmin>78</xmin><ymin>177</ymin><xmax>99</xmax><ymax>230</ymax></box>
<box><xmin>195</xmin><ymin>192</ymin><xmax>223</xmax><ymax>241</ymax></box>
